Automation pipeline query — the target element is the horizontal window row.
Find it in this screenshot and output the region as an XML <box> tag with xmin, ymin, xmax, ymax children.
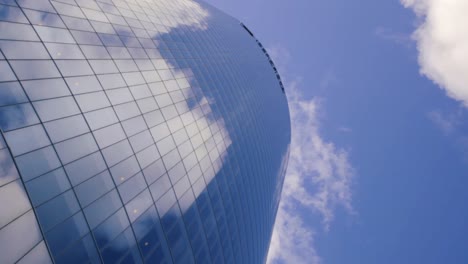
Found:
<box><xmin>0</xmin><ymin>9</ymin><xmax>204</xmax><ymax>46</ymax></box>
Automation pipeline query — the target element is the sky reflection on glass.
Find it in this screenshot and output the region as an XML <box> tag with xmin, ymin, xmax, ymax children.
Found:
<box><xmin>0</xmin><ymin>0</ymin><xmax>290</xmax><ymax>263</ymax></box>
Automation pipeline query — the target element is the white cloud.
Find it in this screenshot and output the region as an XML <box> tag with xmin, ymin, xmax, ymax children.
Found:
<box><xmin>157</xmin><ymin>0</ymin><xmax>209</xmax><ymax>31</ymax></box>
<box><xmin>402</xmin><ymin>0</ymin><xmax>468</xmax><ymax>107</ymax></box>
<box><xmin>266</xmin><ymin>48</ymin><xmax>355</xmax><ymax>264</ymax></box>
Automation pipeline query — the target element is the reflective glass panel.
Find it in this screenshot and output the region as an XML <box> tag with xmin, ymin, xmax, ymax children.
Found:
<box><xmin>0</xmin><ymin>1</ymin><xmax>292</xmax><ymax>263</ymax></box>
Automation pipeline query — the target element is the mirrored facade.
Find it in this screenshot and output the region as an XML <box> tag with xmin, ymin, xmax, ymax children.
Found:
<box><xmin>0</xmin><ymin>0</ymin><xmax>290</xmax><ymax>263</ymax></box>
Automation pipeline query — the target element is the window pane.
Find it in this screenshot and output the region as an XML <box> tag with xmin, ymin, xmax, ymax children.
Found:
<box><xmin>130</xmin><ymin>84</ymin><xmax>151</xmax><ymax>100</ymax></box>
<box><xmin>17</xmin><ymin>241</ymin><xmax>52</xmax><ymax>264</ymax></box>
<box><xmin>97</xmin><ymin>73</ymin><xmax>126</xmax><ymax>89</ymax></box>
<box><xmin>33</xmin><ymin>97</ymin><xmax>80</xmax><ymax>122</ymax></box>
<box><xmin>101</xmin><ymin>139</ymin><xmax>132</xmax><ymax>167</ymax></box>
<box><xmin>173</xmin><ymin>175</ymin><xmax>190</xmax><ymax>202</ymax></box>
<box><xmin>132</xmin><ymin>206</ymin><xmax>167</xmax><ymax>258</ymax></box>
<box><xmin>25</xmin><ymin>168</ymin><xmax>71</xmax><ymax>206</ymax></box>
<box><xmin>89</xmin><ymin>60</ymin><xmax>118</xmax><ymax>74</ymax></box>
<box><xmin>137</xmin><ymin>145</ymin><xmax>160</xmax><ymax>169</ymax></box>
<box><xmin>0</xmin><ymin>21</ymin><xmax>38</xmax><ymax>41</ymax></box>
<box><xmin>114</xmin><ymin>101</ymin><xmax>141</xmax><ymax>121</ymax></box>
<box><xmin>122</xmin><ymin>72</ymin><xmax>145</xmax><ymax>86</ymax></box>
<box><xmin>71</xmin><ymin>30</ymin><xmax>101</xmax><ymax>45</ymax></box>
<box><xmin>121</xmin><ymin>116</ymin><xmax>147</xmax><ymax>137</ymax></box>
<box><xmin>118</xmin><ymin>172</ymin><xmax>146</xmax><ymax>204</ymax></box>
<box><xmin>148</xmin><ymin>82</ymin><xmax>167</xmax><ymax>95</ymax></box>
<box><xmin>83</xmin><ymin>189</ymin><xmax>122</xmax><ymax>229</ymax></box>
<box><xmin>10</xmin><ymin>60</ymin><xmax>60</xmax><ymax>80</ymax></box>
<box><xmin>53</xmin><ymin>233</ymin><xmax>100</xmax><ymax>264</ymax></box>
<box><xmin>93</xmin><ymin>123</ymin><xmax>126</xmax><ymax>149</ymax></box>
<box><xmin>22</xmin><ymin>78</ymin><xmax>70</xmax><ymax>101</ymax></box>
<box><xmin>129</xmin><ymin>130</ymin><xmax>153</xmax><ymax>153</ymax></box>
<box><xmin>162</xmin><ymin>149</ymin><xmax>181</xmax><ymax>170</ymax></box>
<box><xmin>0</xmin><ymin>103</ymin><xmax>39</xmax><ymax>131</ymax></box>
<box><xmin>0</xmin><ymin>60</ymin><xmax>16</xmax><ymax>82</ymax></box>
<box><xmin>44</xmin><ymin>114</ymin><xmax>90</xmax><ymax>143</ymax></box>
<box><xmin>51</xmin><ymin>1</ymin><xmax>85</xmax><ymax>18</ymax></box>
<box><xmin>34</xmin><ymin>25</ymin><xmax>75</xmax><ymax>43</ymax></box>
<box><xmin>65</xmin><ymin>151</ymin><xmax>106</xmax><ymax>186</ymax></box>
<box><xmin>75</xmin><ymin>91</ymin><xmax>110</xmax><ymax>112</ymax></box>
<box><xmin>134</xmin><ymin>60</ymin><xmax>154</xmax><ymax>71</ymax></box>
<box><xmin>4</xmin><ymin>124</ymin><xmax>50</xmax><ymax>156</ymax></box>
<box><xmin>55</xmin><ymin>133</ymin><xmax>98</xmax><ymax>164</ymax></box>
<box><xmin>137</xmin><ymin>97</ymin><xmax>157</xmax><ymax>114</ymax></box>
<box><xmin>55</xmin><ymin>60</ymin><xmax>93</xmax><ymax>77</ymax></box>
<box><xmin>16</xmin><ymin>0</ymin><xmax>55</xmax><ymax>12</ymax></box>
<box><xmin>143</xmin><ymin>159</ymin><xmax>166</xmax><ymax>186</ymax></box>
<box><xmin>84</xmin><ymin>107</ymin><xmax>118</xmax><ymax>130</ymax></box>
<box><xmin>150</xmin><ymin>123</ymin><xmax>170</xmax><ymax>142</ymax></box>
<box><xmin>125</xmin><ymin>189</ymin><xmax>152</xmax><ymax>222</ymax></box>
<box><xmin>168</xmin><ymin>162</ymin><xmax>186</xmax><ymax>185</ymax></box>
<box><xmin>144</xmin><ymin>110</ymin><xmax>164</xmax><ymax>128</ymax></box>
<box><xmin>100</xmin><ymin>227</ymin><xmax>141</xmax><ymax>263</ymax></box>
<box><xmin>109</xmin><ymin>156</ymin><xmax>140</xmax><ymax>185</ymax></box>
<box><xmin>106</xmin><ymin>87</ymin><xmax>133</xmax><ymax>105</ymax></box>
<box><xmin>90</xmin><ymin>20</ymin><xmax>114</xmax><ymax>34</ymax></box>
<box><xmin>161</xmin><ymin>105</ymin><xmax>178</xmax><ymax>120</ymax></box>
<box><xmin>62</xmin><ymin>16</ymin><xmax>93</xmax><ymax>31</ymax></box>
<box><xmin>106</xmin><ymin>13</ymin><xmax>126</xmax><ymax>26</ymax></box>
<box><xmin>36</xmin><ymin>190</ymin><xmax>80</xmax><ymax>232</ymax></box>
<box><xmin>15</xmin><ymin>146</ymin><xmax>61</xmax><ymax>181</ymax></box>
<box><xmin>75</xmin><ymin>170</ymin><xmax>114</xmax><ymax>207</ymax></box>
<box><xmin>65</xmin><ymin>75</ymin><xmax>103</xmax><ymax>95</ymax></box>
<box><xmin>45</xmin><ymin>43</ymin><xmax>84</xmax><ymax>60</ymax></box>
<box><xmin>142</xmin><ymin>70</ymin><xmax>161</xmax><ymax>83</ymax></box>
<box><xmin>114</xmin><ymin>59</ymin><xmax>138</xmax><ymax>72</ymax></box>
<box><xmin>121</xmin><ymin>37</ymin><xmax>141</xmax><ymax>48</ymax></box>
<box><xmin>99</xmin><ymin>33</ymin><xmax>123</xmax><ymax>47</ymax></box>
<box><xmin>157</xmin><ymin>136</ymin><xmax>176</xmax><ymax>156</ymax></box>
<box><xmin>45</xmin><ymin>211</ymin><xmax>89</xmax><ymax>256</ymax></box>
<box><xmin>93</xmin><ymin>208</ymin><xmax>129</xmax><ymax>249</ymax></box>
<box><xmin>0</xmin><ymin>180</ymin><xmax>31</xmax><ymax>229</ymax></box>
<box><xmin>155</xmin><ymin>189</ymin><xmax>176</xmax><ymax>219</ymax></box>
<box><xmin>107</xmin><ymin>46</ymin><xmax>131</xmax><ymax>59</ymax></box>
<box><xmin>0</xmin><ymin>148</ymin><xmax>20</xmax><ymax>187</ymax></box>
<box><xmin>80</xmin><ymin>45</ymin><xmax>110</xmax><ymax>59</ymax></box>
<box><xmin>0</xmin><ymin>40</ymin><xmax>50</xmax><ymax>59</ymax></box>
<box><xmin>0</xmin><ymin>5</ymin><xmax>28</xmax><ymax>23</ymax></box>
<box><xmin>0</xmin><ymin>210</ymin><xmax>42</xmax><ymax>264</ymax></box>
<box><xmin>23</xmin><ymin>9</ymin><xmax>65</xmax><ymax>28</ymax></box>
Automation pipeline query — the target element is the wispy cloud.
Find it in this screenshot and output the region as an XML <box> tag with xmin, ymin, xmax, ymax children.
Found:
<box><xmin>401</xmin><ymin>0</ymin><xmax>468</xmax><ymax>107</ymax></box>
<box><xmin>428</xmin><ymin>109</ymin><xmax>468</xmax><ymax>162</ymax></box>
<box><xmin>428</xmin><ymin>110</ymin><xmax>461</xmax><ymax>135</ymax></box>
<box><xmin>375</xmin><ymin>27</ymin><xmax>412</xmax><ymax>48</ymax></box>
<box><xmin>266</xmin><ymin>46</ymin><xmax>355</xmax><ymax>264</ymax></box>
<box><xmin>338</xmin><ymin>126</ymin><xmax>353</xmax><ymax>133</ymax></box>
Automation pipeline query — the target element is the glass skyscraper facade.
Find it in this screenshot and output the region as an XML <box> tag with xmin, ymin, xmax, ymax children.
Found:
<box><xmin>0</xmin><ymin>0</ymin><xmax>291</xmax><ymax>263</ymax></box>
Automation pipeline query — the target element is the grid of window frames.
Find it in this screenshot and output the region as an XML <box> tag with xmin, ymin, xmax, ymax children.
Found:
<box><xmin>0</xmin><ymin>0</ymin><xmax>291</xmax><ymax>263</ymax></box>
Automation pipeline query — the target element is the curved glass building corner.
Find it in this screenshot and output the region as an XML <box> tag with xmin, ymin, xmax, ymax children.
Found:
<box><xmin>0</xmin><ymin>0</ymin><xmax>291</xmax><ymax>263</ymax></box>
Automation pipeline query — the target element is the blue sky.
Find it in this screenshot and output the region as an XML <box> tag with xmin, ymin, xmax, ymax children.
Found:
<box><xmin>204</xmin><ymin>0</ymin><xmax>468</xmax><ymax>263</ymax></box>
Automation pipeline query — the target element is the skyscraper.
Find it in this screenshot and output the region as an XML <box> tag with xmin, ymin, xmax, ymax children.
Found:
<box><xmin>0</xmin><ymin>0</ymin><xmax>290</xmax><ymax>263</ymax></box>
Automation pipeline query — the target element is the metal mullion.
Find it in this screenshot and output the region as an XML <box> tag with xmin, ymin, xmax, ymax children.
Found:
<box><xmin>105</xmin><ymin>39</ymin><xmax>181</xmax><ymax>264</ymax></box>
<box><xmin>120</xmin><ymin>14</ymin><xmax>206</xmax><ymax>262</ymax></box>
<box><xmin>0</xmin><ymin>44</ymin><xmax>57</xmax><ymax>262</ymax></box>
<box><xmin>58</xmin><ymin>6</ymin><xmax>162</xmax><ymax>262</ymax></box>
<box><xmin>17</xmin><ymin>3</ymin><xmax>124</xmax><ymax>263</ymax></box>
